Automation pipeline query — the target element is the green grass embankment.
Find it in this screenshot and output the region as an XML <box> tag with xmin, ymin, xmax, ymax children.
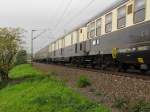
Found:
<box><xmin>0</xmin><ymin>64</ymin><xmax>110</xmax><ymax>112</ymax></box>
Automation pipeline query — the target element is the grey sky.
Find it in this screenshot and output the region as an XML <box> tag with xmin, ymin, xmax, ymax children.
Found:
<box><xmin>0</xmin><ymin>0</ymin><xmax>117</xmax><ymax>53</ymax></box>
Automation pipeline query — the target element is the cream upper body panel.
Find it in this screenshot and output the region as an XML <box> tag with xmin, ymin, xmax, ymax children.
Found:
<box><xmin>126</xmin><ymin>0</ymin><xmax>134</xmax><ymax>27</ymax></box>
<box><xmin>83</xmin><ymin>27</ymin><xmax>88</xmax><ymax>41</ymax></box>
<box><xmin>55</xmin><ymin>40</ymin><xmax>58</xmax><ymax>50</ymax></box>
<box><xmin>112</xmin><ymin>8</ymin><xmax>117</xmax><ymax>32</ymax></box>
<box><xmin>78</xmin><ymin>27</ymin><xmax>87</xmax><ymax>42</ymax></box>
<box><xmin>60</xmin><ymin>37</ymin><xmax>65</xmax><ymax>48</ymax></box>
<box><xmin>146</xmin><ymin>0</ymin><xmax>150</xmax><ymax>21</ymax></box>
<box><xmin>51</xmin><ymin>43</ymin><xmax>55</xmax><ymax>52</ymax></box>
<box><xmin>64</xmin><ymin>34</ymin><xmax>72</xmax><ymax>47</ymax></box>
<box><xmin>72</xmin><ymin>31</ymin><xmax>78</xmax><ymax>44</ymax></box>
<box><xmin>58</xmin><ymin>39</ymin><xmax>62</xmax><ymax>49</ymax></box>
<box><xmin>49</xmin><ymin>44</ymin><xmax>52</xmax><ymax>52</ymax></box>
<box><xmin>101</xmin><ymin>16</ymin><xmax>105</xmax><ymax>36</ymax></box>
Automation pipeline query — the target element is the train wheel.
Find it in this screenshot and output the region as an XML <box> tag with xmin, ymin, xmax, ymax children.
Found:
<box><xmin>140</xmin><ymin>64</ymin><xmax>149</xmax><ymax>73</ymax></box>
<box><xmin>118</xmin><ymin>63</ymin><xmax>128</xmax><ymax>72</ymax></box>
<box><xmin>140</xmin><ymin>69</ymin><xmax>148</xmax><ymax>73</ymax></box>
<box><xmin>91</xmin><ymin>64</ymin><xmax>95</xmax><ymax>69</ymax></box>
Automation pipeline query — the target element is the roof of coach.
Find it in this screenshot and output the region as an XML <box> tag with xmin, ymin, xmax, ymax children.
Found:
<box><xmin>53</xmin><ymin>0</ymin><xmax>128</xmax><ymax>41</ymax></box>
<box><xmin>35</xmin><ymin>45</ymin><xmax>49</xmax><ymax>54</ymax></box>
<box><xmin>87</xmin><ymin>0</ymin><xmax>128</xmax><ymax>24</ymax></box>
<box><xmin>36</xmin><ymin>0</ymin><xmax>129</xmax><ymax>54</ymax></box>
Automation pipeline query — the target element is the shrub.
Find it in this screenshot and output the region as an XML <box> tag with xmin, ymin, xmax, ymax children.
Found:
<box><xmin>129</xmin><ymin>100</ymin><xmax>150</xmax><ymax>112</ymax></box>
<box><xmin>77</xmin><ymin>75</ymin><xmax>91</xmax><ymax>88</ymax></box>
<box><xmin>15</xmin><ymin>50</ymin><xmax>27</xmax><ymax>65</ymax></box>
<box><xmin>113</xmin><ymin>97</ymin><xmax>128</xmax><ymax>110</ymax></box>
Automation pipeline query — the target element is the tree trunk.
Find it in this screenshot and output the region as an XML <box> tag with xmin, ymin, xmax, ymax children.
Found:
<box><xmin>0</xmin><ymin>69</ymin><xmax>9</xmax><ymax>81</ymax></box>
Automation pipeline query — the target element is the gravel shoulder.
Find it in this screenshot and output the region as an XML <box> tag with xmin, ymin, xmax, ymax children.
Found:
<box><xmin>33</xmin><ymin>63</ymin><xmax>150</xmax><ymax>111</ymax></box>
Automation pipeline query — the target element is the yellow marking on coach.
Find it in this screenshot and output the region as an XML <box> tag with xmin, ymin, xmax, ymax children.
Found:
<box><xmin>112</xmin><ymin>48</ymin><xmax>118</xmax><ymax>59</ymax></box>
<box><xmin>137</xmin><ymin>58</ymin><xmax>144</xmax><ymax>64</ymax></box>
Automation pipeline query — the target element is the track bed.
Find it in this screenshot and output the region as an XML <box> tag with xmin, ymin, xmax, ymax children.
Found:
<box><xmin>33</xmin><ymin>63</ymin><xmax>150</xmax><ymax>107</ymax></box>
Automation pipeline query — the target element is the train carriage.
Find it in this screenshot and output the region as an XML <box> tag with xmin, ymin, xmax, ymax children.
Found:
<box><xmin>83</xmin><ymin>0</ymin><xmax>150</xmax><ymax>71</ymax></box>
<box><xmin>35</xmin><ymin>0</ymin><xmax>150</xmax><ymax>72</ymax></box>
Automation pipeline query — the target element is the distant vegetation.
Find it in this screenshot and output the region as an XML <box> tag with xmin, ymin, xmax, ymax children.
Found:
<box><xmin>0</xmin><ymin>27</ymin><xmax>24</xmax><ymax>81</ymax></box>
<box><xmin>0</xmin><ymin>64</ymin><xmax>110</xmax><ymax>112</ymax></box>
<box><xmin>14</xmin><ymin>50</ymin><xmax>27</xmax><ymax>66</ymax></box>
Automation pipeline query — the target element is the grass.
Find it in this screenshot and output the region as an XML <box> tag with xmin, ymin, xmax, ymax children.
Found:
<box><xmin>112</xmin><ymin>97</ymin><xmax>128</xmax><ymax>110</ymax></box>
<box><xmin>9</xmin><ymin>64</ymin><xmax>42</xmax><ymax>78</ymax></box>
<box><xmin>77</xmin><ymin>75</ymin><xmax>91</xmax><ymax>88</ymax></box>
<box><xmin>0</xmin><ymin>64</ymin><xmax>110</xmax><ymax>112</ymax></box>
<box><xmin>113</xmin><ymin>97</ymin><xmax>150</xmax><ymax>112</ymax></box>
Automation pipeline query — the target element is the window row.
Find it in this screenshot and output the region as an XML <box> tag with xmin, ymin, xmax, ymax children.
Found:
<box><xmin>92</xmin><ymin>39</ymin><xmax>100</xmax><ymax>46</ymax></box>
<box><xmin>88</xmin><ymin>0</ymin><xmax>145</xmax><ymax>38</ymax></box>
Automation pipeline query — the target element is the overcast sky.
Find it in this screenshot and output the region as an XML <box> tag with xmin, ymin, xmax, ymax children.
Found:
<box><xmin>0</xmin><ymin>0</ymin><xmax>118</xmax><ymax>53</ymax></box>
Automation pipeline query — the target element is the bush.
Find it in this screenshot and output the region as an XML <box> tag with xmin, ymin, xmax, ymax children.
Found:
<box><xmin>15</xmin><ymin>50</ymin><xmax>27</xmax><ymax>65</ymax></box>
<box><xmin>129</xmin><ymin>100</ymin><xmax>150</xmax><ymax>112</ymax></box>
<box><xmin>113</xmin><ymin>97</ymin><xmax>128</xmax><ymax>110</ymax></box>
<box><xmin>77</xmin><ymin>75</ymin><xmax>91</xmax><ymax>88</ymax></box>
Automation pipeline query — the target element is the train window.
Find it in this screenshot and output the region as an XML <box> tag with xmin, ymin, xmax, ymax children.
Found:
<box><xmin>105</xmin><ymin>13</ymin><xmax>112</xmax><ymax>33</ymax></box>
<box><xmin>80</xmin><ymin>29</ymin><xmax>82</xmax><ymax>33</ymax></box>
<box><xmin>127</xmin><ymin>4</ymin><xmax>133</xmax><ymax>14</ymax></box>
<box><xmin>96</xmin><ymin>39</ymin><xmax>100</xmax><ymax>45</ymax></box>
<box><xmin>92</xmin><ymin>40</ymin><xmax>96</xmax><ymax>46</ymax></box>
<box><xmin>134</xmin><ymin>0</ymin><xmax>145</xmax><ymax>23</ymax></box>
<box><xmin>117</xmin><ymin>6</ymin><xmax>126</xmax><ymax>29</ymax></box>
<box><xmin>90</xmin><ymin>22</ymin><xmax>95</xmax><ymax>38</ymax></box>
<box><xmin>96</xmin><ymin>19</ymin><xmax>101</xmax><ymax>36</ymax></box>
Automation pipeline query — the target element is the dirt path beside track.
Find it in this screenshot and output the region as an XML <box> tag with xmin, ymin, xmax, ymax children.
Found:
<box><xmin>33</xmin><ymin>63</ymin><xmax>150</xmax><ymax>111</ymax></box>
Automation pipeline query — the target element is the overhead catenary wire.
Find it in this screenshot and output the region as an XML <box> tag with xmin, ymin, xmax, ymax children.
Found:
<box><xmin>53</xmin><ymin>0</ymin><xmax>73</xmax><ymax>30</ymax></box>
<box><xmin>54</xmin><ymin>0</ymin><xmax>96</xmax><ymax>36</ymax></box>
<box><xmin>50</xmin><ymin>0</ymin><xmax>65</xmax><ymax>29</ymax></box>
<box><xmin>32</xmin><ymin>29</ymin><xmax>47</xmax><ymax>40</ymax></box>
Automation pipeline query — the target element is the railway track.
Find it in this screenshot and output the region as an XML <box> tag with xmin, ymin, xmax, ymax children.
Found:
<box><xmin>41</xmin><ymin>62</ymin><xmax>150</xmax><ymax>81</ymax></box>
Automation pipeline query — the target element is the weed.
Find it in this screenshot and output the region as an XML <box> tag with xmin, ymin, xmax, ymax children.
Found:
<box><xmin>77</xmin><ymin>75</ymin><xmax>91</xmax><ymax>88</ymax></box>
<box><xmin>113</xmin><ymin>97</ymin><xmax>128</xmax><ymax>110</ymax></box>
<box><xmin>94</xmin><ymin>90</ymin><xmax>102</xmax><ymax>96</ymax></box>
<box><xmin>129</xmin><ymin>100</ymin><xmax>150</xmax><ymax>112</ymax></box>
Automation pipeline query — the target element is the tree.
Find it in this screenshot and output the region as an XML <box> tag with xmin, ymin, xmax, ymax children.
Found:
<box><xmin>15</xmin><ymin>50</ymin><xmax>27</xmax><ymax>65</ymax></box>
<box><xmin>0</xmin><ymin>27</ymin><xmax>24</xmax><ymax>81</ymax></box>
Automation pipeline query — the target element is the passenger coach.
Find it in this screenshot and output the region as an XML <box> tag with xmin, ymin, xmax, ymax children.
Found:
<box><xmin>35</xmin><ymin>0</ymin><xmax>150</xmax><ymax>72</ymax></box>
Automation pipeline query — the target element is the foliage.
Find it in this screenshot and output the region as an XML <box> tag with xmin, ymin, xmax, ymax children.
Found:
<box><xmin>129</xmin><ymin>100</ymin><xmax>150</xmax><ymax>112</ymax></box>
<box><xmin>0</xmin><ymin>64</ymin><xmax>110</xmax><ymax>112</ymax></box>
<box><xmin>14</xmin><ymin>50</ymin><xmax>27</xmax><ymax>65</ymax></box>
<box><xmin>0</xmin><ymin>27</ymin><xmax>24</xmax><ymax>81</ymax></box>
<box><xmin>77</xmin><ymin>75</ymin><xmax>91</xmax><ymax>88</ymax></box>
<box><xmin>113</xmin><ymin>97</ymin><xmax>128</xmax><ymax>110</ymax></box>
<box><xmin>113</xmin><ymin>98</ymin><xmax>150</xmax><ymax>112</ymax></box>
<box><xmin>9</xmin><ymin>64</ymin><xmax>42</xmax><ymax>78</ymax></box>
